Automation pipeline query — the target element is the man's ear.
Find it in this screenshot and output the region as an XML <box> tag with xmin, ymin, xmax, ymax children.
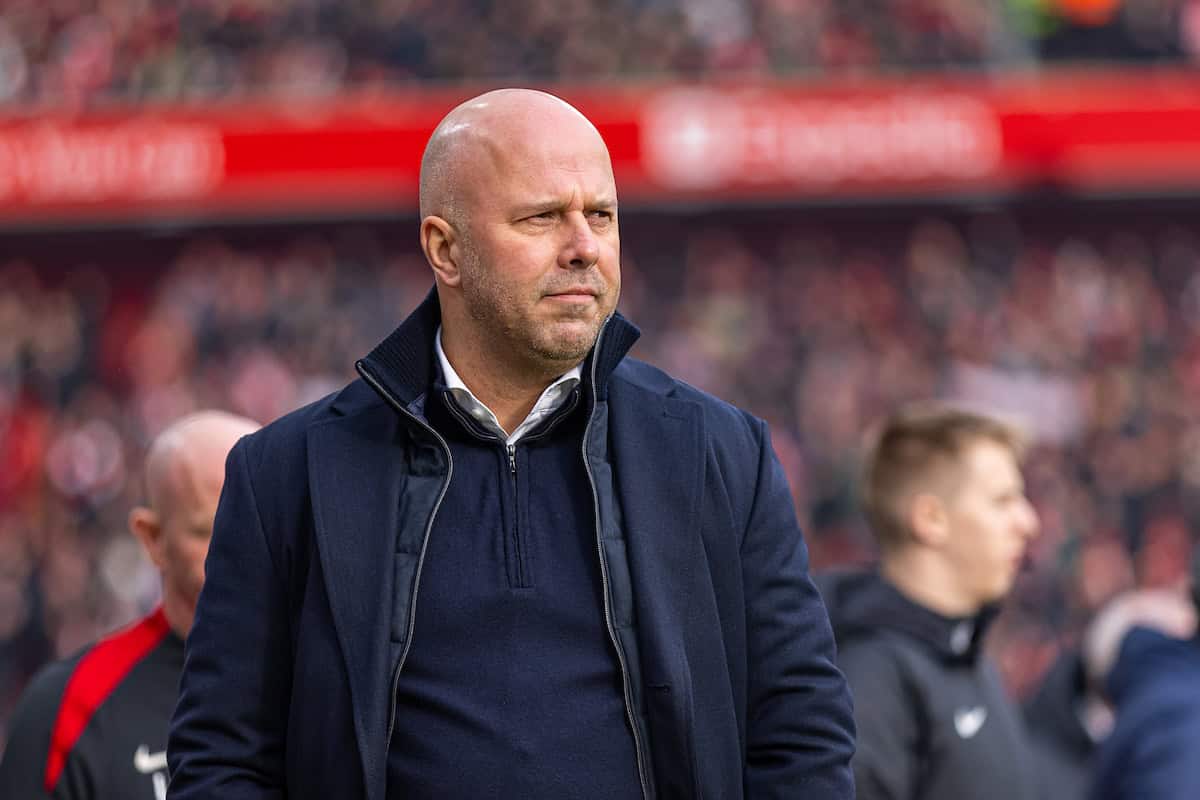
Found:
<box><xmin>421</xmin><ymin>216</ymin><xmax>461</xmax><ymax>287</ymax></box>
<box><xmin>908</xmin><ymin>492</ymin><xmax>950</xmax><ymax>548</ymax></box>
<box><xmin>128</xmin><ymin>507</ymin><xmax>165</xmax><ymax>570</ymax></box>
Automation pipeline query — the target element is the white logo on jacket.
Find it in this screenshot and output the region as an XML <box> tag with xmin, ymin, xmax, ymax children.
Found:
<box><xmin>133</xmin><ymin>746</ymin><xmax>168</xmax><ymax>800</ymax></box>
<box><xmin>133</xmin><ymin>746</ymin><xmax>167</xmax><ymax>773</ymax></box>
<box><xmin>953</xmin><ymin>706</ymin><xmax>988</xmax><ymax>739</ymax></box>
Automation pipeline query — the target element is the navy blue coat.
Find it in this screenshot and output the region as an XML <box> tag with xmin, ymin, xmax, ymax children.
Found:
<box><xmin>167</xmin><ymin>292</ymin><xmax>855</xmax><ymax>800</ymax></box>
<box><xmin>1089</xmin><ymin>627</ymin><xmax>1200</xmax><ymax>800</ymax></box>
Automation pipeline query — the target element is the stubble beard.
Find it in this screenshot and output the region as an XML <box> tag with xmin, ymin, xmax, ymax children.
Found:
<box><xmin>461</xmin><ymin>252</ymin><xmax>613</xmax><ymax>371</ymax></box>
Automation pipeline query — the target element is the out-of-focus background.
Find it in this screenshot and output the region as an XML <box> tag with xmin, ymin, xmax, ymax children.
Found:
<box><xmin>3</xmin><ymin>0</ymin><xmax>1200</xmax><ymax>749</ymax></box>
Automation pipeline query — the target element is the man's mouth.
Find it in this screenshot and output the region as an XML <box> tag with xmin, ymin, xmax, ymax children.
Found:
<box><xmin>546</xmin><ymin>288</ymin><xmax>598</xmax><ymax>301</ymax></box>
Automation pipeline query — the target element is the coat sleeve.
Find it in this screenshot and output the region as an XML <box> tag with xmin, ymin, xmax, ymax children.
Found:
<box><xmin>838</xmin><ymin>639</ymin><xmax>920</xmax><ymax>800</ymax></box>
<box><xmin>740</xmin><ymin>420</ymin><xmax>856</xmax><ymax>799</ymax></box>
<box><xmin>167</xmin><ymin>438</ymin><xmax>291</xmax><ymax>800</ymax></box>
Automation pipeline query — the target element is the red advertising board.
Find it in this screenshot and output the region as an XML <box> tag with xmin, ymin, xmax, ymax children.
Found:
<box><xmin>3</xmin><ymin>69</ymin><xmax>1200</xmax><ymax>223</ymax></box>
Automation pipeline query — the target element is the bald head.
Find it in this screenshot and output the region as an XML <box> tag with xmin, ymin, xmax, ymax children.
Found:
<box><xmin>144</xmin><ymin>411</ymin><xmax>259</xmax><ymax>518</ymax></box>
<box><xmin>132</xmin><ymin>410</ymin><xmax>259</xmax><ymax>637</ymax></box>
<box><xmin>419</xmin><ymin>89</ymin><xmax>611</xmax><ymax>227</ymax></box>
<box><xmin>418</xmin><ymin>88</ymin><xmax>621</xmax><ymax>395</ymax></box>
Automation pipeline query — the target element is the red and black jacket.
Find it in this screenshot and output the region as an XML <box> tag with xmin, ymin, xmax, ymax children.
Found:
<box><xmin>0</xmin><ymin>608</ymin><xmax>182</xmax><ymax>800</ymax></box>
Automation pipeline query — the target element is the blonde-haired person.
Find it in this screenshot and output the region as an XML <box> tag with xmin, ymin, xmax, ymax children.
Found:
<box><xmin>819</xmin><ymin>405</ymin><xmax>1040</xmax><ymax>800</ymax></box>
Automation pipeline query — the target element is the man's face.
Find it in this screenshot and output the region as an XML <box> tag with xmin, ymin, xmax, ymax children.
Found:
<box><xmin>453</xmin><ymin>125</ymin><xmax>620</xmax><ymax>368</ymax></box>
<box><xmin>941</xmin><ymin>440</ymin><xmax>1040</xmax><ymax>606</ymax></box>
<box><xmin>158</xmin><ymin>460</ymin><xmax>224</xmax><ymax>635</ymax></box>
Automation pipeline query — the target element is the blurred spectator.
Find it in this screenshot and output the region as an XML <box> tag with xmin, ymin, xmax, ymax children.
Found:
<box><xmin>819</xmin><ymin>406</ymin><xmax>1041</xmax><ymax>800</ymax></box>
<box><xmin>1086</xmin><ymin>584</ymin><xmax>1200</xmax><ymax>799</ymax></box>
<box><xmin>1024</xmin><ymin>587</ymin><xmax>1197</xmax><ymax>799</ymax></box>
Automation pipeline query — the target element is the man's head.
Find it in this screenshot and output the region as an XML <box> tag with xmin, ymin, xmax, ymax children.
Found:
<box><xmin>419</xmin><ymin>88</ymin><xmax>620</xmax><ymax>379</ymax></box>
<box><xmin>861</xmin><ymin>405</ymin><xmax>1040</xmax><ymax>610</ymax></box>
<box><xmin>128</xmin><ymin>411</ymin><xmax>259</xmax><ymax>638</ymax></box>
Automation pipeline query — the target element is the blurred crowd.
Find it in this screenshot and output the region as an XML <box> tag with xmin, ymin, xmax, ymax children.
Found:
<box><xmin>2</xmin><ymin>206</ymin><xmax>1200</xmax><ymax>745</ymax></box>
<box><xmin>2</xmin><ymin>0</ymin><xmax>1200</xmax><ymax>107</ymax></box>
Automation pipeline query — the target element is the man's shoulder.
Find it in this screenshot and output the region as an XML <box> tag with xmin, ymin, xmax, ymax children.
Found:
<box><xmin>1110</xmin><ymin>628</ymin><xmax>1200</xmax><ymax>709</ymax></box>
<box><xmin>1</xmin><ymin>646</ymin><xmax>90</xmax><ymax>768</ymax></box>
<box><xmin>11</xmin><ymin>647</ymin><xmax>89</xmax><ymax>725</ymax></box>
<box><xmin>238</xmin><ymin>378</ymin><xmax>382</xmax><ymax>462</ymax></box>
<box><xmin>837</xmin><ymin>625</ymin><xmax>968</xmax><ymax>704</ymax></box>
<box><xmin>0</xmin><ymin>651</ymin><xmax>84</xmax><ymax>796</ymax></box>
<box><xmin>1125</xmin><ymin>659</ymin><xmax>1200</xmax><ymax>715</ymax></box>
<box><xmin>612</xmin><ymin>358</ymin><xmax>760</xmax><ymax>434</ymax></box>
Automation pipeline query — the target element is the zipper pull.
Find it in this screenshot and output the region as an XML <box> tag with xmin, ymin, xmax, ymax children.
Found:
<box><xmin>507</xmin><ymin>443</ymin><xmax>517</xmax><ymax>475</ymax></box>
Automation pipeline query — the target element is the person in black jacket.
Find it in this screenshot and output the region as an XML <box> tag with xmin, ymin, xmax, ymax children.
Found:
<box><xmin>820</xmin><ymin>405</ymin><xmax>1041</xmax><ymax>800</ymax></box>
<box><xmin>0</xmin><ymin>411</ymin><xmax>258</xmax><ymax>800</ymax></box>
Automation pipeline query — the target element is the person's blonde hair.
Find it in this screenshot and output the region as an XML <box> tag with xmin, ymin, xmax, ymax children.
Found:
<box><xmin>860</xmin><ymin>404</ymin><xmax>1027</xmax><ymax>550</ymax></box>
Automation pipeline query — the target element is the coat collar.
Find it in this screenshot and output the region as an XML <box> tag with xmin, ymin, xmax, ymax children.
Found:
<box><xmin>355</xmin><ymin>286</ymin><xmax>641</xmax><ymax>412</ymax></box>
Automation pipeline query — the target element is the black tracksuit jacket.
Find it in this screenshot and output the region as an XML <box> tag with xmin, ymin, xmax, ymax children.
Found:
<box><xmin>818</xmin><ymin>570</ymin><xmax>1039</xmax><ymax>800</ymax></box>
<box><xmin>0</xmin><ymin>609</ymin><xmax>180</xmax><ymax>800</ymax></box>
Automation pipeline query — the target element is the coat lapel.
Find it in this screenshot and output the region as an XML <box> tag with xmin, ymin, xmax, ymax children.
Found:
<box><xmin>608</xmin><ymin>380</ymin><xmax>706</xmax><ymax>796</ymax></box>
<box><xmin>609</xmin><ymin>381</ymin><xmax>706</xmax><ymax>645</ymax></box>
<box><xmin>307</xmin><ymin>405</ymin><xmax>405</xmax><ymax>800</ymax></box>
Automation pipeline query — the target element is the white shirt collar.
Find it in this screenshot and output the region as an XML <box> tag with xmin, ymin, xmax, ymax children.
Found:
<box><xmin>435</xmin><ymin>327</ymin><xmax>583</xmax><ymax>446</ymax></box>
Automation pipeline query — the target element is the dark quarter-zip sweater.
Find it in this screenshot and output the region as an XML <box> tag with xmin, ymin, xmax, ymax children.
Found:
<box><xmin>384</xmin><ymin>378</ymin><xmax>644</xmax><ymax>799</ymax></box>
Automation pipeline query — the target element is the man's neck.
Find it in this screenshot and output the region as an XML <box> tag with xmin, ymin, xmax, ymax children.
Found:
<box><xmin>162</xmin><ymin>591</ymin><xmax>193</xmax><ymax>641</ymax></box>
<box><xmin>880</xmin><ymin>554</ymin><xmax>981</xmax><ymax>618</ymax></box>
<box><xmin>459</xmin><ymin>371</ymin><xmax>549</xmax><ymax>435</ymax></box>
<box><xmin>439</xmin><ymin>327</ymin><xmax>581</xmax><ymax>435</ymax></box>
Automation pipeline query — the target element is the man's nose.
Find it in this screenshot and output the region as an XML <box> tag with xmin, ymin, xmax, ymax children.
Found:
<box><xmin>559</xmin><ymin>213</ymin><xmax>600</xmax><ymax>270</ymax></box>
<box><xmin>1019</xmin><ymin>499</ymin><xmax>1040</xmax><ymax>539</ymax></box>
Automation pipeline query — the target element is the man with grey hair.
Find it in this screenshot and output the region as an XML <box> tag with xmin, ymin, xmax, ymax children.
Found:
<box><xmin>0</xmin><ymin>411</ymin><xmax>258</xmax><ymax>800</ymax></box>
<box><xmin>168</xmin><ymin>89</ymin><xmax>854</xmax><ymax>800</ymax></box>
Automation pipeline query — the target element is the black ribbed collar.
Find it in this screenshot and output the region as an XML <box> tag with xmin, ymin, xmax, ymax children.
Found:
<box><xmin>356</xmin><ymin>286</ymin><xmax>640</xmax><ymax>411</ymax></box>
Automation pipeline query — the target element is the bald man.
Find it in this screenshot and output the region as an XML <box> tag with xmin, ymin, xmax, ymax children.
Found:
<box><xmin>169</xmin><ymin>89</ymin><xmax>855</xmax><ymax>800</ymax></box>
<box><xmin>0</xmin><ymin>411</ymin><xmax>258</xmax><ymax>800</ymax></box>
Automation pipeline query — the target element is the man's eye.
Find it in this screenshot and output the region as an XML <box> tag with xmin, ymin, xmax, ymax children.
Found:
<box><xmin>589</xmin><ymin>210</ymin><xmax>613</xmax><ymax>221</ymax></box>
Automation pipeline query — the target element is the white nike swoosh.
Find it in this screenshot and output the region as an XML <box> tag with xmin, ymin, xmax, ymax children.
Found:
<box><xmin>133</xmin><ymin>746</ymin><xmax>168</xmax><ymax>774</ymax></box>
<box><xmin>954</xmin><ymin>706</ymin><xmax>988</xmax><ymax>739</ymax></box>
